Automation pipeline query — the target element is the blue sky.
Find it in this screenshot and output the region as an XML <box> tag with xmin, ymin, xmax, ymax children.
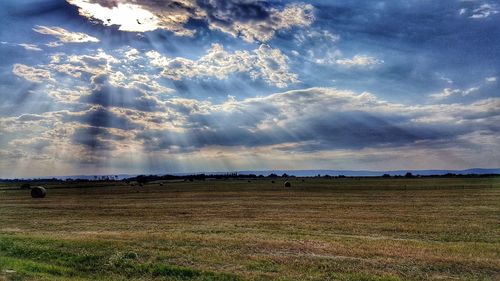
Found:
<box><xmin>0</xmin><ymin>0</ymin><xmax>499</xmax><ymax>177</ymax></box>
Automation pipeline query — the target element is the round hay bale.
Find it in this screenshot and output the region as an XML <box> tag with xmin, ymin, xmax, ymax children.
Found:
<box><xmin>31</xmin><ymin>186</ymin><xmax>46</xmax><ymax>198</ymax></box>
<box><xmin>284</xmin><ymin>181</ymin><xmax>291</xmax><ymax>188</ymax></box>
<box><xmin>20</xmin><ymin>183</ymin><xmax>31</xmax><ymax>189</ymax></box>
<box><xmin>271</xmin><ymin>180</ymin><xmax>275</xmax><ymax>183</ymax></box>
<box><xmin>123</xmin><ymin>252</ymin><xmax>139</xmax><ymax>260</ymax></box>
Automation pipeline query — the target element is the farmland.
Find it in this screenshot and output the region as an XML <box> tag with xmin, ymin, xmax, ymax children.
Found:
<box><xmin>0</xmin><ymin>178</ymin><xmax>499</xmax><ymax>281</ymax></box>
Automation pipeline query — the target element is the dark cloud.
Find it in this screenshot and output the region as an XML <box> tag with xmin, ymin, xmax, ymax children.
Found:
<box><xmin>72</xmin><ymin>126</ymin><xmax>125</xmax><ymax>150</ymax></box>
<box><xmin>136</xmin><ymin>88</ymin><xmax>499</xmax><ymax>152</ymax></box>
<box><xmin>196</xmin><ymin>0</ymin><xmax>271</xmax><ymax>24</ymax></box>
<box><xmin>63</xmin><ymin>107</ymin><xmax>143</xmax><ymax>130</ymax></box>
<box><xmin>80</xmin><ymin>74</ymin><xmax>161</xmax><ymax>112</ymax></box>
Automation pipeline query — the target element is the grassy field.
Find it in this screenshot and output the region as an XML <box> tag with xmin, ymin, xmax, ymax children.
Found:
<box><xmin>0</xmin><ymin>178</ymin><xmax>499</xmax><ymax>281</ymax></box>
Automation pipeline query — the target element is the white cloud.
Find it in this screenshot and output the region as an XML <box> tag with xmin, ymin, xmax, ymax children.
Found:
<box><xmin>469</xmin><ymin>3</ymin><xmax>499</xmax><ymax>19</ymax></box>
<box><xmin>67</xmin><ymin>0</ymin><xmax>164</xmax><ymax>33</ymax></box>
<box><xmin>0</xmin><ymin>42</ymin><xmax>43</xmax><ymax>51</ymax></box>
<box><xmin>294</xmin><ymin>29</ymin><xmax>342</xmax><ymax>65</ymax></box>
<box><xmin>11</xmin><ymin>48</ymin><xmax>176</xmax><ymax>107</ymax></box>
<box><xmin>295</xmin><ymin>29</ymin><xmax>339</xmax><ymax>45</ymax></box>
<box><xmin>430</xmin><ymin>87</ymin><xmax>480</xmax><ymax>100</ymax></box>
<box><xmin>485</xmin><ymin>76</ymin><xmax>497</xmax><ymax>83</ymax></box>
<box><xmin>33</xmin><ymin>25</ymin><xmax>100</xmax><ymax>43</ymax></box>
<box><xmin>147</xmin><ymin>43</ymin><xmax>298</xmax><ymax>88</ymax></box>
<box><xmin>18</xmin><ymin>43</ymin><xmax>42</xmax><ymax>51</ymax></box>
<box><xmin>123</xmin><ymin>48</ymin><xmax>140</xmax><ymax>61</ymax></box>
<box><xmin>439</xmin><ymin>75</ymin><xmax>454</xmax><ymax>84</ymax></box>
<box><xmin>209</xmin><ymin>3</ymin><xmax>315</xmax><ymax>43</ymax></box>
<box><xmin>47</xmin><ymin>48</ymin><xmax>118</xmax><ymax>79</ymax></box>
<box><xmin>431</xmin><ymin>76</ymin><xmax>497</xmax><ymax>100</ymax></box>
<box><xmin>46</xmin><ymin>41</ymin><xmax>64</xmax><ymax>48</ymax></box>
<box><xmin>12</xmin><ymin>64</ymin><xmax>54</xmax><ymax>83</ymax></box>
<box><xmin>336</xmin><ymin>55</ymin><xmax>383</xmax><ymax>68</ymax></box>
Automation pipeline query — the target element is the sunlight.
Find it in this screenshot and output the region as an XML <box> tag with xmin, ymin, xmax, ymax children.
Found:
<box><xmin>68</xmin><ymin>0</ymin><xmax>160</xmax><ymax>32</ymax></box>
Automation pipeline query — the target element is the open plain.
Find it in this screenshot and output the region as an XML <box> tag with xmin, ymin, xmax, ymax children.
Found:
<box><xmin>0</xmin><ymin>178</ymin><xmax>499</xmax><ymax>281</ymax></box>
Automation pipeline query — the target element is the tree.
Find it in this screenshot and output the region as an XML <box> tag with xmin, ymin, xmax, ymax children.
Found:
<box><xmin>136</xmin><ymin>175</ymin><xmax>149</xmax><ymax>185</ymax></box>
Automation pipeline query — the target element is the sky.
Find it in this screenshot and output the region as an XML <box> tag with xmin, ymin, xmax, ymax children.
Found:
<box><xmin>0</xmin><ymin>0</ymin><xmax>499</xmax><ymax>177</ymax></box>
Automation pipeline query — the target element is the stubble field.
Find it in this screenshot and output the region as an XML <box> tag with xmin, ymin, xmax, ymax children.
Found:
<box><xmin>0</xmin><ymin>178</ymin><xmax>499</xmax><ymax>281</ymax></box>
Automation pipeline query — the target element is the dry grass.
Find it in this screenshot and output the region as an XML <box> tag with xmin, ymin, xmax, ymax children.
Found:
<box><xmin>0</xmin><ymin>178</ymin><xmax>499</xmax><ymax>280</ymax></box>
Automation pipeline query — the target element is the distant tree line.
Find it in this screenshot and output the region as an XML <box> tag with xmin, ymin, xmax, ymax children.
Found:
<box><xmin>128</xmin><ymin>172</ymin><xmax>294</xmax><ymax>184</ymax></box>
<box><xmin>1</xmin><ymin>172</ymin><xmax>498</xmax><ymax>183</ymax></box>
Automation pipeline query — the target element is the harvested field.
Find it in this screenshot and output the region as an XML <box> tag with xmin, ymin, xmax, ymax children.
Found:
<box><xmin>0</xmin><ymin>178</ymin><xmax>499</xmax><ymax>280</ymax></box>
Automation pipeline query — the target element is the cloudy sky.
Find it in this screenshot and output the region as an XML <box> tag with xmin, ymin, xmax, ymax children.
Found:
<box><xmin>0</xmin><ymin>0</ymin><xmax>499</xmax><ymax>177</ymax></box>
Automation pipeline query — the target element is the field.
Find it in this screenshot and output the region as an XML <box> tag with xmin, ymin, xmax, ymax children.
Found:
<box><xmin>0</xmin><ymin>178</ymin><xmax>499</xmax><ymax>281</ymax></box>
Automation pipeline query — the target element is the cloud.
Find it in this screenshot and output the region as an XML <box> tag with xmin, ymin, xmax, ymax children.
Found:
<box><xmin>47</xmin><ymin>48</ymin><xmax>118</xmax><ymax>79</ymax></box>
<box><xmin>485</xmin><ymin>76</ymin><xmax>497</xmax><ymax>83</ymax></box>
<box><xmin>336</xmin><ymin>55</ymin><xmax>383</xmax><ymax>68</ymax></box>
<box><xmin>430</xmin><ymin>87</ymin><xmax>479</xmax><ymax>100</ymax></box>
<box><xmin>1</xmin><ymin>86</ymin><xmax>499</xmax><ymax>173</ymax></box>
<box><xmin>18</xmin><ymin>44</ymin><xmax>42</xmax><ymax>51</ymax></box>
<box><xmin>6</xmin><ymin>48</ymin><xmax>176</xmax><ymax>110</ymax></box>
<box><xmin>72</xmin><ymin>126</ymin><xmax>126</xmax><ymax>150</ymax></box>
<box><xmin>458</xmin><ymin>2</ymin><xmax>499</xmax><ymax>19</ymax></box>
<box><xmin>66</xmin><ymin>0</ymin><xmax>314</xmax><ymax>42</ymax></box>
<box><xmin>293</xmin><ymin>29</ymin><xmax>342</xmax><ymax>65</ymax></box>
<box><xmin>470</xmin><ymin>3</ymin><xmax>499</xmax><ymax>19</ymax></box>
<box><xmin>12</xmin><ymin>63</ymin><xmax>54</xmax><ymax>83</ymax></box>
<box><xmin>294</xmin><ymin>29</ymin><xmax>339</xmax><ymax>45</ymax></box>
<box><xmin>430</xmin><ymin>76</ymin><xmax>496</xmax><ymax>100</ymax></box>
<box><xmin>33</xmin><ymin>25</ymin><xmax>100</xmax><ymax>43</ymax></box>
<box><xmin>204</xmin><ymin>2</ymin><xmax>315</xmax><ymax>42</ymax></box>
<box><xmin>147</xmin><ymin>43</ymin><xmax>298</xmax><ymax>88</ymax></box>
<box><xmin>136</xmin><ymin>88</ymin><xmax>500</xmax><ymax>153</ymax></box>
<box><xmin>63</xmin><ymin>106</ymin><xmax>144</xmax><ymax>130</ymax></box>
<box><xmin>0</xmin><ymin>42</ymin><xmax>43</xmax><ymax>51</ymax></box>
<box><xmin>46</xmin><ymin>42</ymin><xmax>64</xmax><ymax>48</ymax></box>
<box><xmin>80</xmin><ymin>73</ymin><xmax>163</xmax><ymax>112</ymax></box>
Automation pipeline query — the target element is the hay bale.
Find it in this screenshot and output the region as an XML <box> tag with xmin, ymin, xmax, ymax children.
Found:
<box><xmin>20</xmin><ymin>183</ymin><xmax>31</xmax><ymax>189</ymax></box>
<box><xmin>31</xmin><ymin>186</ymin><xmax>46</xmax><ymax>198</ymax></box>
<box><xmin>284</xmin><ymin>181</ymin><xmax>291</xmax><ymax>188</ymax></box>
<box><xmin>123</xmin><ymin>252</ymin><xmax>139</xmax><ymax>260</ymax></box>
<box><xmin>271</xmin><ymin>180</ymin><xmax>275</xmax><ymax>183</ymax></box>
